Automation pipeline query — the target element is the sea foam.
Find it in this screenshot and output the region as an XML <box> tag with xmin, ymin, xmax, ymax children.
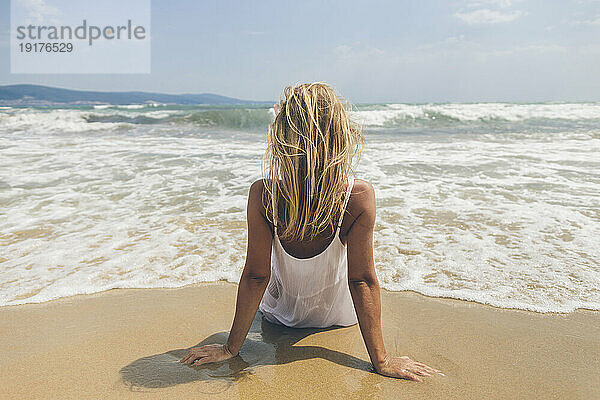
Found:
<box><xmin>1</xmin><ymin>104</ymin><xmax>599</xmax><ymax>312</ymax></box>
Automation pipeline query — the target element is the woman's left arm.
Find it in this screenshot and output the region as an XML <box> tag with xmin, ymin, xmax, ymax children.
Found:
<box><xmin>180</xmin><ymin>180</ymin><xmax>273</xmax><ymax>366</ymax></box>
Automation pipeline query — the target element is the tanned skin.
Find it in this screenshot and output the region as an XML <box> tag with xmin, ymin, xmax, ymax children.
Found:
<box><xmin>179</xmin><ymin>179</ymin><xmax>443</xmax><ymax>382</ymax></box>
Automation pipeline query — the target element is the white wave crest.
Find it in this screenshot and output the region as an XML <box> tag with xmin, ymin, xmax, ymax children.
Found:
<box><xmin>0</xmin><ymin>109</ymin><xmax>126</xmax><ymax>133</ymax></box>
<box><xmin>351</xmin><ymin>102</ymin><xmax>600</xmax><ymax>127</ymax></box>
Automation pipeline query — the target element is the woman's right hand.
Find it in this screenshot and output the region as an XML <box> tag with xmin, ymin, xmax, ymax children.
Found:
<box><xmin>375</xmin><ymin>355</ymin><xmax>444</xmax><ymax>382</ymax></box>
<box><xmin>179</xmin><ymin>344</ymin><xmax>235</xmax><ymax>366</ymax></box>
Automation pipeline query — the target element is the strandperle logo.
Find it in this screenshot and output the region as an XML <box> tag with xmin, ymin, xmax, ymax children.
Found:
<box><xmin>15</xmin><ymin>20</ymin><xmax>147</xmax><ymax>46</ymax></box>
<box><xmin>10</xmin><ymin>0</ymin><xmax>150</xmax><ymax>74</ymax></box>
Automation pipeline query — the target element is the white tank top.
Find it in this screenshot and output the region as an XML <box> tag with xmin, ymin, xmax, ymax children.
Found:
<box><xmin>258</xmin><ymin>177</ymin><xmax>358</xmax><ymax>328</ymax></box>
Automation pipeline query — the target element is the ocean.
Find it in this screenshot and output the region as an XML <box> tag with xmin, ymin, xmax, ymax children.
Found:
<box><xmin>0</xmin><ymin>103</ymin><xmax>598</xmax><ymax>312</ymax></box>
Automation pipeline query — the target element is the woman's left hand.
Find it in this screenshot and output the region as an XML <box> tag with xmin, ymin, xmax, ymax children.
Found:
<box><xmin>179</xmin><ymin>344</ymin><xmax>235</xmax><ymax>366</ymax></box>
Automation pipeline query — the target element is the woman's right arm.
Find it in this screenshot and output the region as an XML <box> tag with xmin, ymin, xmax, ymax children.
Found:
<box><xmin>346</xmin><ymin>181</ymin><xmax>442</xmax><ymax>382</ymax></box>
<box><xmin>180</xmin><ymin>180</ymin><xmax>272</xmax><ymax>366</ymax></box>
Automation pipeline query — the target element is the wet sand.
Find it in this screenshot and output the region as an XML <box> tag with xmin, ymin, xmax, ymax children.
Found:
<box><xmin>1</xmin><ymin>282</ymin><xmax>598</xmax><ymax>399</ymax></box>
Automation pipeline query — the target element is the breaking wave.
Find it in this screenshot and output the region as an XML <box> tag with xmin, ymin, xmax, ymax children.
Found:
<box><xmin>2</xmin><ymin>102</ymin><xmax>600</xmax><ymax>134</ymax></box>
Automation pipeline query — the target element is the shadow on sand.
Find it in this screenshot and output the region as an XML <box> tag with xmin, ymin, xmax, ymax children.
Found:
<box><xmin>119</xmin><ymin>312</ymin><xmax>372</xmax><ymax>391</ymax></box>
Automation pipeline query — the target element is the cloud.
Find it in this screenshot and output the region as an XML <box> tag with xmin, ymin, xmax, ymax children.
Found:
<box><xmin>570</xmin><ymin>16</ymin><xmax>600</xmax><ymax>25</ymax></box>
<box><xmin>454</xmin><ymin>9</ymin><xmax>524</xmax><ymax>24</ymax></box>
<box><xmin>467</xmin><ymin>0</ymin><xmax>513</xmax><ymax>9</ymax></box>
<box><xmin>444</xmin><ymin>34</ymin><xmax>466</xmax><ymax>44</ymax></box>
<box><xmin>455</xmin><ymin>0</ymin><xmax>525</xmax><ymax>24</ymax></box>
<box><xmin>417</xmin><ymin>34</ymin><xmax>466</xmax><ymax>50</ymax></box>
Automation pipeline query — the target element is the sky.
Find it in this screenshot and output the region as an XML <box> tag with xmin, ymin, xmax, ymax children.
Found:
<box><xmin>0</xmin><ymin>0</ymin><xmax>599</xmax><ymax>103</ymax></box>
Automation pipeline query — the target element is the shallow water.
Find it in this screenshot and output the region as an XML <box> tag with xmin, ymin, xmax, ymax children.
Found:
<box><xmin>1</xmin><ymin>103</ymin><xmax>599</xmax><ymax>311</ymax></box>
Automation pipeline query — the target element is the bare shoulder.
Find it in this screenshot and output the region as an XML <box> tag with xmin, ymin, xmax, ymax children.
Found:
<box><xmin>249</xmin><ymin>178</ymin><xmax>267</xmax><ymax>194</ymax></box>
<box><xmin>350</xmin><ymin>178</ymin><xmax>375</xmax><ymax>210</ymax></box>
<box><xmin>248</xmin><ymin>179</ymin><xmax>272</xmax><ymax>221</ymax></box>
<box><xmin>249</xmin><ymin>178</ymin><xmax>267</xmax><ymax>204</ymax></box>
<box><xmin>351</xmin><ymin>178</ymin><xmax>375</xmax><ymax>200</ymax></box>
<box><xmin>347</xmin><ymin>178</ymin><xmax>376</xmax><ymax>228</ymax></box>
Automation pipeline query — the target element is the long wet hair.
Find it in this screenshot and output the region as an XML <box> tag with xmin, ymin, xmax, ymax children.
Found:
<box><xmin>262</xmin><ymin>82</ymin><xmax>365</xmax><ymax>242</ymax></box>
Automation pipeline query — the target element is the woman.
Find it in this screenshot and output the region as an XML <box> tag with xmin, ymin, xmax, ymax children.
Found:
<box><xmin>179</xmin><ymin>83</ymin><xmax>442</xmax><ymax>382</ymax></box>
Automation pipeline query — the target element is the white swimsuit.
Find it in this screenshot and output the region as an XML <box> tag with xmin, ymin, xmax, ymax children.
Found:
<box><xmin>258</xmin><ymin>177</ymin><xmax>358</xmax><ymax>328</ymax></box>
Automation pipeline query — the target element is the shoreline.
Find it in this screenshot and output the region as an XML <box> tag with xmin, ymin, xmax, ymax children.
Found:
<box><xmin>2</xmin><ymin>282</ymin><xmax>599</xmax><ymax>399</ymax></box>
<box><xmin>3</xmin><ymin>281</ymin><xmax>597</xmax><ymax>315</ymax></box>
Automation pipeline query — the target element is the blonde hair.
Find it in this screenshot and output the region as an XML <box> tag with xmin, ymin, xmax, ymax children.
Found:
<box><xmin>262</xmin><ymin>82</ymin><xmax>365</xmax><ymax>242</ymax></box>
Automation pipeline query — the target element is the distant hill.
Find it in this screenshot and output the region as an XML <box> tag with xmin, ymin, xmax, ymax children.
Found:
<box><xmin>0</xmin><ymin>84</ymin><xmax>267</xmax><ymax>106</ymax></box>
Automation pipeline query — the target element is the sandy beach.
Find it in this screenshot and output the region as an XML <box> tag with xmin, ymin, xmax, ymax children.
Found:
<box><xmin>2</xmin><ymin>1</ymin><xmax>600</xmax><ymax>399</ymax></box>
<box><xmin>1</xmin><ymin>282</ymin><xmax>597</xmax><ymax>399</ymax></box>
